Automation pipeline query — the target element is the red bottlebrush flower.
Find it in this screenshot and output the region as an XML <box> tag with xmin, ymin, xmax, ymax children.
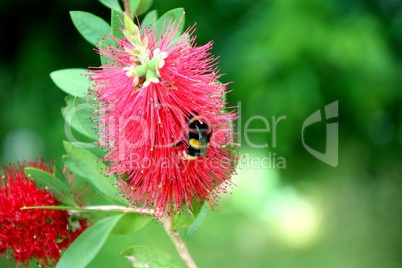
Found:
<box><xmin>0</xmin><ymin>160</ymin><xmax>90</xmax><ymax>267</ymax></box>
<box><xmin>90</xmin><ymin>15</ymin><xmax>238</xmax><ymax>216</ymax></box>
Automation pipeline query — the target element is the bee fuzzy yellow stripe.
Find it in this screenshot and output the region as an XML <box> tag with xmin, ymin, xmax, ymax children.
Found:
<box><xmin>189</xmin><ymin>138</ymin><xmax>200</xmax><ymax>149</ymax></box>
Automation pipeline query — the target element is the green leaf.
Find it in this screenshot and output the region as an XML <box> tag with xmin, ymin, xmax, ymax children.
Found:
<box><xmin>24</xmin><ymin>168</ymin><xmax>77</xmax><ymax>206</ymax></box>
<box><xmin>111</xmin><ymin>9</ymin><xmax>125</xmax><ymax>40</ymax></box>
<box><xmin>57</xmin><ymin>215</ymin><xmax>123</xmax><ymax>268</ymax></box>
<box><xmin>73</xmin><ymin>96</ymin><xmax>98</xmax><ymax>141</ymax></box>
<box><xmin>95</xmin><ymin>9</ymin><xmax>125</xmax><ymax>65</ymax></box>
<box><xmin>121</xmin><ymin>246</ymin><xmax>183</xmax><ymax>268</ymax></box>
<box><xmin>62</xmin><ymin>96</ymin><xmax>96</xmax><ymax>143</ymax></box>
<box><xmin>185</xmin><ymin>203</ymin><xmax>208</xmax><ymax>240</ymax></box>
<box><xmin>136</xmin><ymin>0</ymin><xmax>154</xmax><ymax>16</ymax></box>
<box><xmin>50</xmin><ymin>69</ymin><xmax>91</xmax><ymax>97</ymax></box>
<box><xmin>63</xmin><ymin>141</ymin><xmax>128</xmax><ymax>205</ymax></box>
<box><xmin>189</xmin><ymin>202</ymin><xmax>205</xmax><ymax>219</ymax></box>
<box><xmin>70</xmin><ymin>11</ymin><xmax>111</xmax><ymax>47</ymax></box>
<box><xmin>128</xmin><ymin>0</ymin><xmax>140</xmax><ymax>18</ymax></box>
<box><xmin>174</xmin><ymin>210</ymin><xmax>194</xmax><ymax>230</ymax></box>
<box><xmin>52</xmin><ymin>165</ymin><xmax>70</xmax><ymax>188</ymax></box>
<box><xmin>86</xmin><ymin>145</ymin><xmax>107</xmax><ymax>159</ymax></box>
<box><xmin>62</xmin><ymin>96</ymin><xmax>82</xmax><ymax>134</ymax></box>
<box><xmin>98</xmin><ymin>38</ymin><xmax>115</xmax><ymax>65</ymax></box>
<box><xmin>156</xmin><ymin>8</ymin><xmax>185</xmax><ymax>38</ymax></box>
<box><xmin>112</xmin><ymin>213</ymin><xmax>152</xmax><ymax>235</ymax></box>
<box><xmin>98</xmin><ymin>0</ymin><xmax>122</xmax><ymax>11</ymax></box>
<box><xmin>141</xmin><ymin>10</ymin><xmax>158</xmax><ymax>27</ymax></box>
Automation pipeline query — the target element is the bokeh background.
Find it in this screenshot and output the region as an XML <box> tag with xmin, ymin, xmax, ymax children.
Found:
<box><xmin>1</xmin><ymin>0</ymin><xmax>401</xmax><ymax>267</ymax></box>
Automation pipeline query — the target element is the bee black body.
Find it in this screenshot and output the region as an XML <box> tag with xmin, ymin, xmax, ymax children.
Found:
<box><xmin>175</xmin><ymin>115</ymin><xmax>213</xmax><ymax>159</ymax></box>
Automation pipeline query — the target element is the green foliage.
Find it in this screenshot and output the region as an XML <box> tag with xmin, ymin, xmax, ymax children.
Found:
<box><xmin>141</xmin><ymin>10</ymin><xmax>158</xmax><ymax>27</ymax></box>
<box><xmin>50</xmin><ymin>69</ymin><xmax>91</xmax><ymax>97</ymax></box>
<box><xmin>128</xmin><ymin>0</ymin><xmax>140</xmax><ymax>18</ymax></box>
<box><xmin>136</xmin><ymin>0</ymin><xmax>154</xmax><ymax>16</ymax></box>
<box><xmin>172</xmin><ymin>203</ymin><xmax>208</xmax><ymax>240</ymax></box>
<box><xmin>173</xmin><ymin>210</ymin><xmax>194</xmax><ymax>229</ymax></box>
<box><xmin>221</xmin><ymin>0</ymin><xmax>400</xmax><ymax>158</ymax></box>
<box><xmin>111</xmin><ymin>9</ymin><xmax>125</xmax><ymax>40</ymax></box>
<box><xmin>70</xmin><ymin>11</ymin><xmax>111</xmax><ymax>47</ymax></box>
<box><xmin>98</xmin><ymin>0</ymin><xmax>122</xmax><ymax>12</ymax></box>
<box><xmin>72</xmin><ymin>96</ymin><xmax>98</xmax><ymax>141</ymax></box>
<box><xmin>98</xmin><ymin>0</ymin><xmax>153</xmax><ymax>16</ymax></box>
<box><xmin>24</xmin><ymin>167</ymin><xmax>77</xmax><ymax>206</ymax></box>
<box><xmin>63</xmin><ymin>141</ymin><xmax>127</xmax><ymax>205</ymax></box>
<box><xmin>121</xmin><ymin>246</ymin><xmax>183</xmax><ymax>268</ymax></box>
<box><xmin>184</xmin><ymin>203</ymin><xmax>208</xmax><ymax>240</ymax></box>
<box><xmin>155</xmin><ymin>8</ymin><xmax>185</xmax><ymax>39</ymax></box>
<box><xmin>56</xmin><ymin>215</ymin><xmax>124</xmax><ymax>268</ymax></box>
<box><xmin>112</xmin><ymin>213</ymin><xmax>153</xmax><ymax>235</ymax></box>
<box><xmin>61</xmin><ymin>96</ymin><xmax>95</xmax><ymax>141</ymax></box>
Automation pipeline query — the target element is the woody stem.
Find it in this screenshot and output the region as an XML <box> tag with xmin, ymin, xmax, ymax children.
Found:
<box><xmin>123</xmin><ymin>0</ymin><xmax>132</xmax><ymax>19</ymax></box>
<box><xmin>162</xmin><ymin>214</ymin><xmax>198</xmax><ymax>268</ymax></box>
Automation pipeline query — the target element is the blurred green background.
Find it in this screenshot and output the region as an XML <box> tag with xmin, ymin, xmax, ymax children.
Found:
<box><xmin>1</xmin><ymin>0</ymin><xmax>401</xmax><ymax>267</ymax></box>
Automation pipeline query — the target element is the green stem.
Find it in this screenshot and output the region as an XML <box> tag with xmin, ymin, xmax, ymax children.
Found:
<box><xmin>21</xmin><ymin>205</ymin><xmax>152</xmax><ymax>214</ymax></box>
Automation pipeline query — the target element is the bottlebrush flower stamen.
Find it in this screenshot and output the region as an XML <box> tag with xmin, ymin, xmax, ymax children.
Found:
<box><xmin>122</xmin><ymin>14</ymin><xmax>169</xmax><ymax>88</ymax></box>
<box><xmin>0</xmin><ymin>160</ymin><xmax>90</xmax><ymax>267</ymax></box>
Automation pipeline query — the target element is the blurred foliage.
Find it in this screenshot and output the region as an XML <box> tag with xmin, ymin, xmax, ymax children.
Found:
<box><xmin>0</xmin><ymin>0</ymin><xmax>401</xmax><ymax>267</ymax></box>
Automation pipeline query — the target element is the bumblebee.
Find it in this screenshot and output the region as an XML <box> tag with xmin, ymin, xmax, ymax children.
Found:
<box><xmin>175</xmin><ymin>115</ymin><xmax>213</xmax><ymax>160</ymax></box>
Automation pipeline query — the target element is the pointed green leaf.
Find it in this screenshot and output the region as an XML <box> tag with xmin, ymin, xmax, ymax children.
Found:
<box><xmin>136</xmin><ymin>0</ymin><xmax>154</xmax><ymax>16</ymax></box>
<box><xmin>56</xmin><ymin>215</ymin><xmax>124</xmax><ymax>268</ymax></box>
<box><xmin>24</xmin><ymin>167</ymin><xmax>77</xmax><ymax>206</ymax></box>
<box><xmin>63</xmin><ymin>141</ymin><xmax>128</xmax><ymax>205</ymax></box>
<box><xmin>99</xmin><ymin>38</ymin><xmax>115</xmax><ymax>65</ymax></box>
<box><xmin>121</xmin><ymin>246</ymin><xmax>183</xmax><ymax>268</ymax></box>
<box><xmin>112</xmin><ymin>213</ymin><xmax>152</xmax><ymax>235</ymax></box>
<box><xmin>50</xmin><ymin>69</ymin><xmax>91</xmax><ymax>97</ymax></box>
<box><xmin>141</xmin><ymin>10</ymin><xmax>158</xmax><ymax>28</ymax></box>
<box><xmin>128</xmin><ymin>0</ymin><xmax>140</xmax><ymax>18</ymax></box>
<box><xmin>62</xmin><ymin>96</ymin><xmax>84</xmax><ymax>135</ymax></box>
<box><xmin>62</xmin><ymin>96</ymin><xmax>96</xmax><ymax>143</ymax></box>
<box><xmin>189</xmin><ymin>202</ymin><xmax>205</xmax><ymax>219</ymax></box>
<box><xmin>98</xmin><ymin>0</ymin><xmax>122</xmax><ymax>11</ymax></box>
<box><xmin>86</xmin><ymin>145</ymin><xmax>107</xmax><ymax>159</ymax></box>
<box><xmin>52</xmin><ymin>165</ymin><xmax>70</xmax><ymax>188</ymax></box>
<box><xmin>185</xmin><ymin>203</ymin><xmax>208</xmax><ymax>240</ymax></box>
<box><xmin>111</xmin><ymin>9</ymin><xmax>125</xmax><ymax>40</ymax></box>
<box><xmin>156</xmin><ymin>8</ymin><xmax>185</xmax><ymax>38</ymax></box>
<box><xmin>96</xmin><ymin>9</ymin><xmax>125</xmax><ymax>65</ymax></box>
<box><xmin>70</xmin><ymin>11</ymin><xmax>111</xmax><ymax>46</ymax></box>
<box><xmin>173</xmin><ymin>210</ymin><xmax>194</xmax><ymax>230</ymax></box>
<box><xmin>73</xmin><ymin>96</ymin><xmax>98</xmax><ymax>141</ymax></box>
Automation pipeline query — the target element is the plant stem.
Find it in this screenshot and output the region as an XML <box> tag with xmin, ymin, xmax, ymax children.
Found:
<box><xmin>162</xmin><ymin>214</ymin><xmax>198</xmax><ymax>268</ymax></box>
<box><xmin>123</xmin><ymin>0</ymin><xmax>132</xmax><ymax>19</ymax></box>
<box><xmin>83</xmin><ymin>205</ymin><xmax>153</xmax><ymax>213</ymax></box>
<box><xmin>83</xmin><ymin>206</ymin><xmax>198</xmax><ymax>267</ymax></box>
<box><xmin>42</xmin><ymin>205</ymin><xmax>198</xmax><ymax>267</ymax></box>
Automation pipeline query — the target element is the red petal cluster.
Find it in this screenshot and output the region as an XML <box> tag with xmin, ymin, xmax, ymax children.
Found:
<box><xmin>0</xmin><ymin>160</ymin><xmax>89</xmax><ymax>267</ymax></box>
<box><xmin>90</xmin><ymin>20</ymin><xmax>238</xmax><ymax>216</ymax></box>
